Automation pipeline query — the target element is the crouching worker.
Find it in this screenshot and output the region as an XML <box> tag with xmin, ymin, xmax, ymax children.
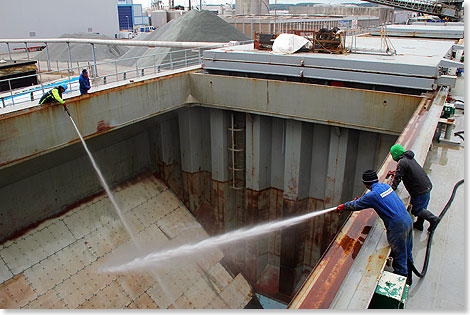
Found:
<box><xmin>39</xmin><ymin>84</ymin><xmax>67</xmax><ymax>110</ymax></box>
<box><xmin>336</xmin><ymin>170</ymin><xmax>414</xmax><ymax>285</ymax></box>
<box><xmin>389</xmin><ymin>144</ymin><xmax>439</xmax><ymax>232</ymax></box>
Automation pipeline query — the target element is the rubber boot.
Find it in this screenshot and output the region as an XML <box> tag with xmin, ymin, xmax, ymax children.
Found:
<box><xmin>406</xmin><ymin>260</ymin><xmax>413</xmax><ymax>286</ymax></box>
<box><xmin>413</xmin><ymin>217</ymin><xmax>424</xmax><ymax>231</ymax></box>
<box><xmin>406</xmin><ymin>270</ymin><xmax>413</xmax><ymax>286</ymax></box>
<box><xmin>420</xmin><ymin>209</ymin><xmax>440</xmax><ymax>232</ymax></box>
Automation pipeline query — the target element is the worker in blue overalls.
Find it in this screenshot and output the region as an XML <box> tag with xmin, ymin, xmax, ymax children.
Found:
<box><xmin>79</xmin><ymin>69</ymin><xmax>91</xmax><ymax>95</ymax></box>
<box><xmin>336</xmin><ymin>169</ymin><xmax>414</xmax><ymax>285</ymax></box>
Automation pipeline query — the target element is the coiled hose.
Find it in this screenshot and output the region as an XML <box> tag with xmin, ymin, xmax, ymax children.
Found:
<box><xmin>409</xmin><ymin>179</ymin><xmax>464</xmax><ymax>278</ymax></box>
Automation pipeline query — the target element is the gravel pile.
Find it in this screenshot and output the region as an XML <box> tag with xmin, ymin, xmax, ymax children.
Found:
<box><xmin>35</xmin><ymin>33</ymin><xmax>129</xmax><ymax>62</ymax></box>
<box><xmin>118</xmin><ymin>10</ymin><xmax>249</xmax><ymax>68</ymax></box>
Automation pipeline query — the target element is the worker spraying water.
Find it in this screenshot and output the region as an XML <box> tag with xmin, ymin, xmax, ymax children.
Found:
<box><xmin>337</xmin><ymin>169</ymin><xmax>414</xmax><ymax>285</ymax></box>
<box><xmin>59</xmin><ymin>100</ymin><xmax>461</xmax><ymax>290</ymax></box>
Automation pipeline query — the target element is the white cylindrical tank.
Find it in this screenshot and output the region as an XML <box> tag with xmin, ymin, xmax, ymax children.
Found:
<box><xmin>167</xmin><ymin>10</ymin><xmax>185</xmax><ymax>22</ymax></box>
<box><xmin>235</xmin><ymin>0</ymin><xmax>269</xmax><ymax>15</ymax></box>
<box><xmin>151</xmin><ymin>10</ymin><xmax>168</xmax><ymax>28</ymax></box>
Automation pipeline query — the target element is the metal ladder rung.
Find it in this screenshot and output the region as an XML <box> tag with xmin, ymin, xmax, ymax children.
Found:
<box><xmin>228</xmin><ymin>147</ymin><xmax>244</xmax><ymax>152</ymax></box>
<box><xmin>228</xmin><ymin>166</ymin><xmax>244</xmax><ymax>172</ymax></box>
<box><xmin>228</xmin><ymin>127</ymin><xmax>244</xmax><ymax>132</ymax></box>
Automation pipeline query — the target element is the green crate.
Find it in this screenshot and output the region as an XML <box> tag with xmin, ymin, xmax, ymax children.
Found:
<box><xmin>442</xmin><ymin>104</ymin><xmax>456</xmax><ymax>118</ymax></box>
<box><xmin>368</xmin><ymin>271</ymin><xmax>409</xmax><ymax>309</ymax></box>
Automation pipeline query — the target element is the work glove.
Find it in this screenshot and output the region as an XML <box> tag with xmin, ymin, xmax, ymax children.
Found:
<box><xmin>386</xmin><ymin>170</ymin><xmax>395</xmax><ymax>179</ymax></box>
<box><xmin>336</xmin><ymin>204</ymin><xmax>344</xmax><ymax>211</ymax></box>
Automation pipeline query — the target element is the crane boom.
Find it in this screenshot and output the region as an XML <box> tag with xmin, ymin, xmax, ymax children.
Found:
<box><xmin>360</xmin><ymin>0</ymin><xmax>463</xmax><ymax>20</ymax></box>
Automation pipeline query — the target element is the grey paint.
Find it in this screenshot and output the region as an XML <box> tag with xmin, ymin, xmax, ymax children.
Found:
<box><xmin>1</xmin><ymin>72</ymin><xmax>421</xmax><ymax>170</ymax></box>
<box><xmin>283</xmin><ymin>120</ymin><xmax>302</xmax><ymax>200</ymax></box>
<box><xmin>245</xmin><ymin>114</ymin><xmax>272</xmax><ymax>191</ymax></box>
<box><xmin>209</xmin><ymin>109</ymin><xmax>230</xmax><ymax>181</ymax></box>
<box><xmin>341</xmin><ymin>129</ymin><xmax>360</xmax><ymax>202</ymax></box>
<box><xmin>309</xmin><ymin>124</ymin><xmax>331</xmax><ymax>200</ymax></box>
<box><xmin>351</xmin><ymin>131</ymin><xmax>381</xmax><ymax>198</ymax></box>
<box><xmin>191</xmin><ymin>73</ymin><xmax>421</xmax><ymax>135</ymax></box>
<box><xmin>0</xmin><ymin>128</ymin><xmax>151</xmax><ymax>241</ymax></box>
<box><xmin>0</xmin><ymin>72</ymin><xmax>414</xmax><ymax>243</ymax></box>
<box><xmin>203</xmin><ymin>49</ymin><xmax>440</xmax><ymax>78</ymax></box>
<box><xmin>203</xmin><ymin>59</ymin><xmax>436</xmax><ymax>90</ymax></box>
<box><xmin>270</xmin><ymin>118</ymin><xmax>285</xmax><ymax>190</ymax></box>
<box><xmin>178</xmin><ymin>106</ymin><xmax>211</xmax><ymax>173</ymax></box>
<box><xmin>325</xmin><ymin>127</ymin><xmax>349</xmax><ymax>207</ymax></box>
<box><xmin>298</xmin><ymin>123</ymin><xmax>313</xmax><ymax>201</ymax></box>
<box><xmin>157</xmin><ymin>116</ymin><xmax>181</xmax><ymax>166</ymax></box>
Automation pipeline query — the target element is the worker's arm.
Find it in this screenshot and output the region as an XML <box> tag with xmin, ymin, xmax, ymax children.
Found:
<box><xmin>343</xmin><ymin>193</ymin><xmax>374</xmax><ymax>211</ymax></box>
<box><xmin>391</xmin><ymin>161</ymin><xmax>404</xmax><ymax>190</ymax></box>
<box><xmin>51</xmin><ymin>88</ymin><xmax>65</xmax><ymax>104</ymax></box>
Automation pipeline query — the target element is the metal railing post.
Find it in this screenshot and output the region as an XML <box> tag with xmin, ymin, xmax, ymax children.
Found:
<box><xmin>184</xmin><ymin>50</ymin><xmax>187</xmax><ymax>66</ymax></box>
<box><xmin>91</xmin><ymin>43</ymin><xmax>98</xmax><ymax>85</ymax></box>
<box><xmin>135</xmin><ymin>62</ymin><xmax>139</xmax><ymax>77</ymax></box>
<box><xmin>45</xmin><ymin>43</ymin><xmax>51</xmax><ymax>71</ymax></box>
<box><xmin>8</xmin><ymin>79</ymin><xmax>14</xmax><ymax>106</ymax></box>
<box><xmin>114</xmin><ymin>60</ymin><xmax>118</xmax><ymax>82</ymax></box>
<box><xmin>198</xmin><ymin>48</ymin><xmax>201</xmax><ymax>64</ymax></box>
<box><xmin>169</xmin><ymin>51</ymin><xmax>173</xmax><ymax>69</ymax></box>
<box><xmin>6</xmin><ymin>43</ymin><xmax>12</xmax><ymax>60</ymax></box>
<box><xmin>25</xmin><ymin>42</ymin><xmax>30</xmax><ymax>60</ymax></box>
<box><xmin>153</xmin><ymin>54</ymin><xmax>157</xmax><ymax>74</ymax></box>
<box><xmin>66</xmin><ymin>42</ymin><xmax>73</xmax><ymax>91</ymax></box>
<box><xmin>38</xmin><ymin>70</ymin><xmax>45</xmax><ymax>94</ymax></box>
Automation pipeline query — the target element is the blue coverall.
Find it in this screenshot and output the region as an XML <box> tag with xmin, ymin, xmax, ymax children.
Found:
<box><xmin>79</xmin><ymin>73</ymin><xmax>91</xmax><ymax>95</ymax></box>
<box><xmin>344</xmin><ymin>183</ymin><xmax>413</xmax><ymax>277</ymax></box>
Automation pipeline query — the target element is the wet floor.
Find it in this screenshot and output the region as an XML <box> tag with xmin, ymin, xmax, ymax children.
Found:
<box><xmin>0</xmin><ymin>174</ymin><xmax>252</xmax><ymax>309</ymax></box>
<box><xmin>406</xmin><ymin>75</ymin><xmax>465</xmax><ymax>310</ymax></box>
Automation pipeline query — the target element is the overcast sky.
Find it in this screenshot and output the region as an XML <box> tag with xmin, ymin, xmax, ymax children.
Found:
<box><xmin>133</xmin><ymin>0</ymin><xmax>363</xmax><ymax>8</ymax></box>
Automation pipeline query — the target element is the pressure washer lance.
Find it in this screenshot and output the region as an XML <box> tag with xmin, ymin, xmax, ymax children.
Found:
<box><xmin>63</xmin><ymin>103</ymin><xmax>70</xmax><ymax>115</ymax></box>
<box><xmin>409</xmin><ymin>179</ymin><xmax>464</xmax><ymax>279</ymax></box>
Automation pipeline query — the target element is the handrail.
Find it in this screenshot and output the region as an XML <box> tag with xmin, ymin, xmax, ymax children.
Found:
<box><xmin>0</xmin><ymin>40</ymin><xmax>254</xmax><ymax>108</ymax></box>
<box><xmin>0</xmin><ymin>38</ymin><xmax>233</xmax><ymax>49</ymax></box>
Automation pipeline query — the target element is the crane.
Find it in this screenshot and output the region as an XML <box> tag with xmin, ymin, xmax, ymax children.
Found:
<box><xmin>360</xmin><ymin>0</ymin><xmax>463</xmax><ymax>21</ymax></box>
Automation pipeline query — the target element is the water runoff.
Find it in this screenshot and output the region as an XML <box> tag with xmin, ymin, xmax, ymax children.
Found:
<box><xmin>64</xmin><ymin>107</ymin><xmax>337</xmax><ymax>274</ymax></box>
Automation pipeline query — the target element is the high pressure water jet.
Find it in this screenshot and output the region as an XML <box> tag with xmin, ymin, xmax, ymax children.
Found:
<box><xmin>63</xmin><ymin>106</ymin><xmax>139</xmax><ymax>245</ymax></box>
<box><xmin>101</xmin><ymin>206</ymin><xmax>338</xmax><ymax>273</ymax></box>
<box><xmin>64</xmin><ymin>105</ymin><xmax>177</xmax><ymax>305</ymax></box>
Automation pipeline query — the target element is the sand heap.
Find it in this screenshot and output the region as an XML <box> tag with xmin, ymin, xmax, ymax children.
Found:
<box><xmin>119</xmin><ymin>10</ymin><xmax>249</xmax><ymax>68</ymax></box>
<box><xmin>35</xmin><ymin>33</ymin><xmax>129</xmax><ymax>62</ymax></box>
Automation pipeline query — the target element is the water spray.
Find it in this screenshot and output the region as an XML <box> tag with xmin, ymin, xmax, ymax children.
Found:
<box><xmin>63</xmin><ymin>105</ymin><xmax>139</xmax><ymax>246</ymax></box>
<box><xmin>62</xmin><ymin>104</ymin><xmax>336</xmax><ymax>277</ymax></box>
<box><xmin>101</xmin><ymin>206</ymin><xmax>338</xmax><ymax>273</ymax></box>
<box><xmin>64</xmin><ymin>104</ymin><xmax>178</xmax><ymax>305</ymax></box>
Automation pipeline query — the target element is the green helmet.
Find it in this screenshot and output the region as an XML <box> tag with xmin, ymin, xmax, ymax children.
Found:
<box><xmin>390</xmin><ymin>144</ymin><xmax>405</xmax><ymax>161</ymax></box>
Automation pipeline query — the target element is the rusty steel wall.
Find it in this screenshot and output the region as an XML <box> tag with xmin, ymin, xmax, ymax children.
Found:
<box><xmin>0</xmin><ymin>71</ymin><xmax>422</xmax><ymax>303</ymax></box>
<box><xmin>0</xmin><ymin>116</ymin><xmax>162</xmax><ymax>241</ymax></box>
<box><xmin>154</xmin><ymin>107</ymin><xmax>399</xmax><ymax>302</ymax></box>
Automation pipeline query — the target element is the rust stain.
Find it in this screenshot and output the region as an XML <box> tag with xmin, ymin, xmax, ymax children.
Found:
<box><xmin>290</xmin><ymin>95</ymin><xmax>433</xmax><ymax>309</ymax></box>
<box><xmin>0</xmin><ymin>274</ymin><xmax>37</xmax><ymax>308</ymax></box>
<box><xmin>96</xmin><ymin>120</ymin><xmax>111</xmax><ymax>132</ymax></box>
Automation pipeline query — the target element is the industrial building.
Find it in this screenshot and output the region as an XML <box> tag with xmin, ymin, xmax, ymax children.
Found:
<box><xmin>0</xmin><ymin>0</ymin><xmax>119</xmax><ymax>53</ymax></box>
<box><xmin>0</xmin><ymin>2</ymin><xmax>465</xmax><ymax>310</ymax></box>
<box><xmin>118</xmin><ymin>0</ymin><xmax>151</xmax><ymax>31</ymax></box>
